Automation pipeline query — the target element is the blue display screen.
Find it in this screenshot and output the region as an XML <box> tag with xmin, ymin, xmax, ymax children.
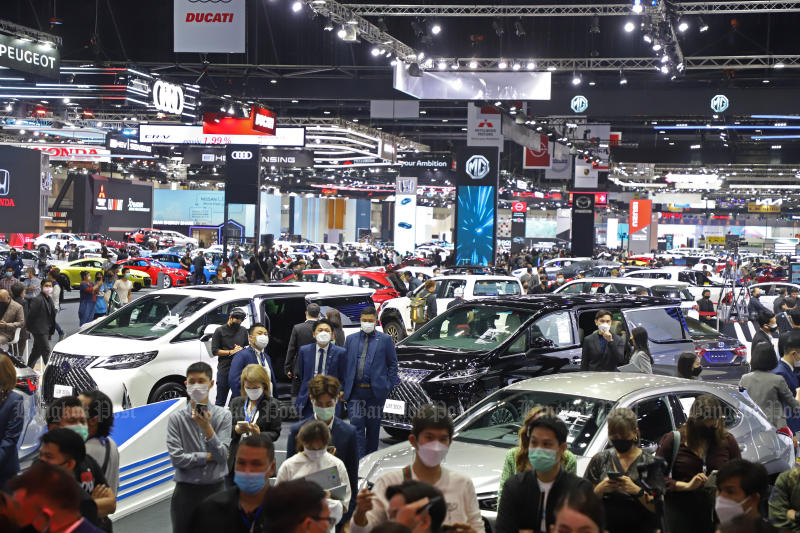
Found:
<box><xmin>456</xmin><ymin>185</ymin><xmax>495</xmax><ymax>266</ymax></box>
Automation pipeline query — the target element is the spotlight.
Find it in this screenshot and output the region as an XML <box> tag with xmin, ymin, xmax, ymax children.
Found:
<box><xmin>774</xmin><ymin>62</ymin><xmax>786</xmax><ymax>69</ymax></box>
<box><xmin>661</xmin><ymin>54</ymin><xmax>669</xmax><ymax>63</ymax></box>
<box><xmin>469</xmin><ymin>59</ymin><xmax>478</xmax><ymax>69</ymax></box>
<box><xmin>4</xmin><ymin>104</ymin><xmax>11</xmax><ymax>112</ymax></box>
<box><xmin>571</xmin><ymin>72</ymin><xmax>582</xmax><ymax>85</ymax></box>
<box><xmin>619</xmin><ymin>74</ymin><xmax>628</xmax><ymax>85</ymax></box>
<box><xmin>698</xmin><ymin>17</ymin><xmax>709</xmax><ymax>32</ymax></box>
<box><xmin>450</xmin><ymin>61</ymin><xmax>460</xmax><ymax>70</ymax></box>
<box><xmin>337</xmin><ymin>27</ymin><xmax>347</xmax><ymax>39</ymax></box>
<box><xmin>437</xmin><ymin>60</ymin><xmax>447</xmax><ymax>71</ymax></box>
<box><xmin>652</xmin><ymin>43</ymin><xmax>662</xmax><ymax>51</ymax></box>
<box><xmin>371</xmin><ymin>47</ymin><xmax>380</xmax><ymax>56</ymax></box>
<box><xmin>660</xmin><ymin>65</ymin><xmax>669</xmax><ymax>74</ymax></box>
<box><xmin>678</xmin><ymin>21</ymin><xmax>689</xmax><ymax>32</ymax></box>
<box><xmin>323</xmin><ymin>22</ymin><xmax>334</xmax><ymax>31</ymax></box>
<box><xmin>498</xmin><ymin>59</ymin><xmax>508</xmax><ymax>69</ymax></box>
<box><xmin>62</xmin><ymin>98</ymin><xmax>70</xmax><ymax>103</ymax></box>
<box><xmin>526</xmin><ymin>61</ymin><xmax>536</xmax><ymax>70</ymax></box>
<box><xmin>431</xmin><ymin>23</ymin><xmax>441</xmax><ymax>35</ymax></box>
<box><xmin>227</xmin><ymin>105</ymin><xmax>235</xmax><ymax>114</ymax></box>
<box><xmin>512</xmin><ymin>62</ymin><xmax>521</xmax><ymax>71</ymax></box>
<box><xmin>624</xmin><ymin>21</ymin><xmax>635</xmax><ymax>32</ymax></box>
<box><xmin>291</xmin><ymin>1</ymin><xmax>302</xmax><ymax>13</ymax></box>
<box><xmin>632</xmin><ymin>0</ymin><xmax>643</xmax><ymax>14</ymax></box>
<box><xmin>643</xmin><ymin>34</ymin><xmax>652</xmax><ymax>43</ymax></box>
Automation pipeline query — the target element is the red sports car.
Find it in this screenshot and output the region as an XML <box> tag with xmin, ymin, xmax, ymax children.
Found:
<box><xmin>299</xmin><ymin>269</ymin><xmax>401</xmax><ymax>305</ymax></box>
<box><xmin>116</xmin><ymin>258</ymin><xmax>190</xmax><ymax>288</ymax></box>
<box><xmin>755</xmin><ymin>266</ymin><xmax>788</xmax><ymax>283</ymax></box>
<box><xmin>77</xmin><ymin>233</ymin><xmax>127</xmax><ymax>250</ymax></box>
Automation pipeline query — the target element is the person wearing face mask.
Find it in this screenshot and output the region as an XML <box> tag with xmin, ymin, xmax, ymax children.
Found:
<box><xmin>0</xmin><ymin>353</ymin><xmax>23</xmax><ymax>490</ymax></box>
<box><xmin>740</xmin><ymin>342</ymin><xmax>800</xmax><ymax>432</ymax></box>
<box><xmin>0</xmin><ymin>265</ymin><xmax>18</xmax><ymax>292</ymax></box>
<box><xmin>189</xmin><ymin>434</ymin><xmax>276</xmax><ymax>533</ymax></box>
<box><xmin>581</xmin><ymin>310</ymin><xmax>625</xmax><ymax>372</ymax></box>
<box><xmin>656</xmin><ymin>394</ymin><xmax>741</xmax><ymax>533</ymax></box>
<box><xmin>166</xmin><ymin>362</ymin><xmax>232</xmax><ymax>533</ymax></box>
<box><xmin>229</xmin><ymin>323</ymin><xmax>277</xmax><ymax>401</ymax></box>
<box><xmin>698</xmin><ymin>289</ymin><xmax>717</xmax><ymax>328</ymax></box>
<box><xmin>77</xmin><ymin>271</ymin><xmax>96</xmax><ymax>327</ymax></box>
<box><xmin>227</xmin><ymin>365</ymin><xmax>281</xmax><ymax>477</ymax></box>
<box><xmin>287</xmin><ymin>375</ymin><xmax>359</xmax><ymax>522</ymax></box>
<box><xmin>749</xmin><ymin>290</ymin><xmax>771</xmax><ymax>322</ymax></box>
<box><xmin>715</xmin><ymin>459</ymin><xmax>773</xmax><ymax>530</ymax></box>
<box><xmin>25</xmin><ymin>279</ymin><xmax>55</xmax><ymax>368</ymax></box>
<box><xmin>111</xmin><ymin>268</ymin><xmax>132</xmax><ymax>306</ymax></box>
<box><xmin>0</xmin><ymin>288</ymin><xmax>25</xmax><ymax>346</ymax></box>
<box><xmin>495</xmin><ymin>416</ymin><xmax>591</xmax><ymax>533</ymax></box>
<box><xmin>584</xmin><ymin>408</ymin><xmax>657</xmax><ymax>533</ymax></box>
<box><xmin>77</xmin><ymin>391</ymin><xmax>120</xmax><ymax>496</ymax></box>
<box><xmin>276</xmin><ymin>419</ymin><xmax>351</xmax><ymax>526</ymax></box>
<box><xmin>210</xmin><ymin>309</ymin><xmax>249</xmax><ymax>407</ymax></box>
<box><xmin>7</xmin><ymin>460</ymin><xmax>104</xmax><ymax>533</ymax></box>
<box><xmin>385</xmin><ymin>481</ymin><xmax>447</xmax><ymax>533</ymax></box>
<box><xmin>343</xmin><ymin>306</ymin><xmax>398</xmax><ymax>457</ymax></box>
<box><xmin>773</xmin><ymin>332</ymin><xmax>800</xmax><ymax>434</ymax></box>
<box><xmin>296</xmin><ymin>318</ymin><xmax>347</xmax><ymax>418</ymax></box>
<box><xmin>351</xmin><ymin>405</ymin><xmax>485</xmax><ymax>533</ymax></box>
<box><xmin>551</xmin><ymin>273</ymin><xmax>566</xmax><ymax>291</ymax></box>
<box><xmin>752</xmin><ymin>310</ymin><xmax>778</xmax><ymax>353</ymax></box>
<box><xmin>550</xmin><ymin>483</ymin><xmax>607</xmax><ymax>533</ymax></box>
<box><xmin>677</xmin><ymin>351</ymin><xmax>703</xmax><ymax>380</ymax></box>
<box><xmin>210</xmin><ymin>268</ymin><xmax>228</xmax><ymax>285</ymax></box>
<box><xmin>3</xmin><ymin>249</ymin><xmax>23</xmax><ymax>279</ymax></box>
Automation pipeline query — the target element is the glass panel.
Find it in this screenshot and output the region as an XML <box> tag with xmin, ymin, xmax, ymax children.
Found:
<box><xmin>632</xmin><ymin>396</ymin><xmax>673</xmax><ymax>446</ymax></box>
<box><xmin>624</xmin><ymin>307</ymin><xmax>685</xmax><ymax>342</ymax></box>
<box><xmin>473</xmin><ymin>280</ymin><xmax>521</xmax><ymax>296</ymax></box>
<box><xmin>532</xmin><ymin>311</ymin><xmax>574</xmax><ymax>347</ymax></box>
<box><xmin>87</xmin><ymin>295</ymin><xmax>212</xmax><ymax>340</ymax></box>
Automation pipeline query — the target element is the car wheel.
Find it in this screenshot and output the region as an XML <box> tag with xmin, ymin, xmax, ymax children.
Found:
<box><xmin>383</xmin><ymin>427</ymin><xmax>410</xmax><ymax>441</ymax></box>
<box><xmin>149</xmin><ymin>381</ymin><xmax>186</xmax><ymax>403</ymax></box>
<box><xmin>383</xmin><ymin>320</ymin><xmax>406</xmax><ymax>342</ymax></box>
<box><xmin>163</xmin><ymin>275</ymin><xmax>172</xmax><ymax>288</ymax></box>
<box><xmin>133</xmin><ymin>282</ymin><xmax>142</xmax><ymax>291</ymax></box>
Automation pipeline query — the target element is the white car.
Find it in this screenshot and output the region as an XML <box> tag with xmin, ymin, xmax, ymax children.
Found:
<box><xmin>554</xmin><ymin>277</ymin><xmax>700</xmax><ymax>319</ymax></box>
<box><xmin>378</xmin><ymin>275</ymin><xmax>523</xmax><ymax>341</ymax></box>
<box><xmin>34</xmin><ymin>232</ymin><xmax>101</xmax><ymax>253</ymax></box>
<box><xmin>159</xmin><ymin>230</ymin><xmax>198</xmax><ymax>248</ymax></box>
<box><xmin>43</xmin><ymin>283</ymin><xmax>375</xmax><ymax>410</ymax></box>
<box><xmin>624</xmin><ymin>267</ymin><xmax>724</xmax><ymax>302</ymax></box>
<box><xmin>541</xmin><ymin>257</ymin><xmax>592</xmax><ymax>275</ymax></box>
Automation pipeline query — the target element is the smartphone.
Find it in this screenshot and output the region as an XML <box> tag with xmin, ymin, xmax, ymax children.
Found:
<box><xmin>195</xmin><ymin>403</ymin><xmax>208</xmax><ymax>416</ymax></box>
<box><xmin>236</xmin><ymin>421</ymin><xmax>249</xmax><ymax>429</ymax></box>
<box><xmin>607</xmin><ymin>471</ymin><xmax>623</xmax><ymax>480</ymax></box>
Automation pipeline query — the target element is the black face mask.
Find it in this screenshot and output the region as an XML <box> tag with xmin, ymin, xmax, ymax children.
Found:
<box><xmin>691</xmin><ymin>366</ymin><xmax>703</xmax><ymax>377</ymax></box>
<box><xmin>611</xmin><ymin>438</ymin><xmax>637</xmax><ymax>454</ymax></box>
<box><xmin>229</xmin><ymin>321</ymin><xmax>241</xmax><ymax>330</ymax></box>
<box><xmin>703</xmin><ymin>295</ymin><xmax>710</xmax><ymax>300</ymax></box>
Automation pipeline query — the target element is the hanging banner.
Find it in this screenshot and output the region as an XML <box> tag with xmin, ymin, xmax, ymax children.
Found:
<box><xmin>139</xmin><ymin>125</ymin><xmax>305</xmax><ymax>146</ymax></box>
<box><xmin>467</xmin><ymin>105</ymin><xmax>503</xmax><ymax>149</ymax></box>
<box><xmin>522</xmin><ymin>135</ymin><xmax>551</xmax><ymax>169</ymax></box>
<box><xmin>174</xmin><ymin>0</ymin><xmax>245</xmax><ymax>53</ymax></box>
<box><xmin>455</xmin><ymin>147</ymin><xmax>499</xmax><ymax>266</ymax></box>
<box><xmin>0</xmin><ymin>32</ymin><xmax>60</xmax><ymax>79</ymax></box>
<box><xmin>571</xmin><ymin>192</ymin><xmax>596</xmax><ymax>257</ymax></box>
<box><xmin>2</xmin><ymin>143</ymin><xmax>111</xmax><ymax>163</ymax></box>
<box><xmin>510</xmin><ymin>201</ymin><xmax>528</xmax><ymax>253</ymax></box>
<box><xmin>394</xmin><ymin>176</ymin><xmax>417</xmax><ymax>255</ymax></box>
<box><xmin>574</xmin><ymin>160</ymin><xmax>598</xmax><ymax>189</ymax></box>
<box><xmin>545</xmin><ymin>142</ymin><xmax>571</xmax><ymax>180</ymax></box>
<box><xmin>629</xmin><ymin>199</ymin><xmax>653</xmax><ymax>254</ymax></box>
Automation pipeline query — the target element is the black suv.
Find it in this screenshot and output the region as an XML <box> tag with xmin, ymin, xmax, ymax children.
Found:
<box><xmin>381</xmin><ymin>293</ymin><xmax>694</xmax><ymax>435</ymax></box>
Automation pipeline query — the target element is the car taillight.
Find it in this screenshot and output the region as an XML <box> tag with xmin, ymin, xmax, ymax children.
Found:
<box><xmin>695</xmin><ymin>347</ymin><xmax>706</xmax><ymax>357</ymax></box>
<box><xmin>734</xmin><ymin>345</ymin><xmax>747</xmax><ymax>358</ymax></box>
<box><xmin>16</xmin><ymin>375</ymin><xmax>38</xmax><ymax>394</ymax></box>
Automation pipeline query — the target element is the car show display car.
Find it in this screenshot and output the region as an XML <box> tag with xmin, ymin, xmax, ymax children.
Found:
<box><xmin>624</xmin><ymin>266</ymin><xmax>724</xmax><ymax>302</ymax></box>
<box><xmin>361</xmin><ymin>373</ymin><xmax>794</xmax><ymax>527</ymax></box>
<box><xmin>150</xmin><ymin>252</ymin><xmax>214</xmax><ymax>282</ymax></box>
<box><xmin>34</xmin><ymin>232</ymin><xmax>102</xmax><ymax>254</ymax></box>
<box><xmin>684</xmin><ymin>316</ymin><xmax>750</xmax><ymax>380</ymax></box>
<box><xmin>747</xmin><ymin>282</ymin><xmax>800</xmax><ymax>310</ymax></box>
<box><xmin>380</xmin><ymin>294</ymin><xmax>694</xmax><ymax>435</ymax></box>
<box><xmin>9</xmin><ymin>353</ymin><xmax>45</xmax><ymax>464</ymax></box>
<box><xmin>299</xmin><ymin>268</ymin><xmax>401</xmax><ymax>306</ymax></box>
<box><xmin>116</xmin><ymin>257</ymin><xmax>190</xmax><ymax>288</ymax></box>
<box><xmin>55</xmin><ymin>258</ymin><xmax>152</xmax><ymax>290</ymax></box>
<box><xmin>42</xmin><ymin>283</ymin><xmax>375</xmax><ymax>410</ymax></box>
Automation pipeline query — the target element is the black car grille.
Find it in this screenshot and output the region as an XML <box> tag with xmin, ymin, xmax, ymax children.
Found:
<box><xmin>42</xmin><ymin>352</ymin><xmax>98</xmax><ymax>403</ymax></box>
<box><xmin>143</xmin><ymin>278</ymin><xmax>152</xmax><ymax>287</ymax></box>
<box><xmin>383</xmin><ymin>377</ymin><xmax>433</xmax><ymax>429</ymax></box>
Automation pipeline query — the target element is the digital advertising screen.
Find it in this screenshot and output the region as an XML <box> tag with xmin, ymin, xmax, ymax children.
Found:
<box><xmin>87</xmin><ymin>176</ymin><xmax>153</xmax><ymax>237</ymax></box>
<box><xmin>455</xmin><ymin>185</ymin><xmax>496</xmax><ymax>266</ymax></box>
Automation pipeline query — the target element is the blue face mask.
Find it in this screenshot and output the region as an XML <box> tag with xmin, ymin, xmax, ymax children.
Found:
<box><xmin>528</xmin><ymin>447</ymin><xmax>558</xmax><ymax>472</ymax></box>
<box><xmin>233</xmin><ymin>470</ymin><xmax>268</xmax><ymax>494</ymax></box>
<box><xmin>5</xmin><ymin>272</ymin><xmax>12</xmax><ymax>278</ymax></box>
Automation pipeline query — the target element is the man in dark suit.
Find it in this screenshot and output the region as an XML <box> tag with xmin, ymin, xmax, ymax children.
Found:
<box><xmin>295</xmin><ymin>318</ymin><xmax>347</xmax><ymax>418</ymax></box>
<box><xmin>580</xmin><ymin>309</ymin><xmax>625</xmax><ymax>372</ymax></box>
<box><xmin>748</xmin><ymin>287</ymin><xmax>771</xmax><ymax>320</ymax></box>
<box><xmin>752</xmin><ymin>310</ymin><xmax>777</xmax><ymax>351</ymax></box>
<box><xmin>774</xmin><ymin>331</ymin><xmax>800</xmax><ymax>433</ymax></box>
<box><xmin>286</xmin><ymin>374</ymin><xmax>359</xmax><ymax>521</ymax></box>
<box><xmin>343</xmin><ymin>306</ymin><xmax>398</xmax><ymax>457</ymax></box>
<box><xmin>26</xmin><ymin>279</ymin><xmax>56</xmax><ymax>368</ymax></box>
<box><xmin>778</xmin><ymin>306</ymin><xmax>800</xmax><ymax>357</ymax></box>
<box><xmin>402</xmin><ymin>272</ymin><xmax>420</xmax><ymax>294</ymax></box>
<box><xmin>229</xmin><ymin>322</ymin><xmax>277</xmax><ymax>400</ymax></box>
<box><xmin>285</xmin><ymin>303</ymin><xmax>320</xmax><ymax>397</ymax></box>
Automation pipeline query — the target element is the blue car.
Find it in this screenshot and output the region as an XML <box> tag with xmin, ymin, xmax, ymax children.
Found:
<box><xmin>150</xmin><ymin>253</ymin><xmax>215</xmax><ymax>282</ymax></box>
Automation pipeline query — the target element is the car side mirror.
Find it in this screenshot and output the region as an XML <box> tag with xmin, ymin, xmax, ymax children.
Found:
<box><xmin>201</xmin><ymin>323</ymin><xmax>220</xmax><ymax>342</ymax></box>
<box><xmin>526</xmin><ymin>337</ymin><xmax>556</xmax><ymax>356</ymax></box>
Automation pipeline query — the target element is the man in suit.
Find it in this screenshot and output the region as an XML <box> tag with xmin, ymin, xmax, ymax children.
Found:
<box><xmin>697</xmin><ymin>288</ymin><xmax>717</xmax><ymax>329</ymax></box>
<box><xmin>0</xmin><ymin>289</ymin><xmax>25</xmax><ymax>345</ymax></box>
<box><xmin>774</xmin><ymin>331</ymin><xmax>800</xmax><ymax>433</ymax></box>
<box><xmin>748</xmin><ymin>287</ymin><xmax>771</xmax><ymax>320</ymax></box>
<box><xmin>295</xmin><ymin>318</ymin><xmax>346</xmax><ymax>418</ymax></box>
<box><xmin>286</xmin><ymin>374</ymin><xmax>359</xmax><ymax>521</ymax></box>
<box><xmin>26</xmin><ymin>279</ymin><xmax>56</xmax><ymax>367</ymax></box>
<box><xmin>580</xmin><ymin>309</ymin><xmax>625</xmax><ymax>372</ymax></box>
<box><xmin>285</xmin><ymin>303</ymin><xmax>320</xmax><ymax>397</ymax></box>
<box><xmin>229</xmin><ymin>322</ymin><xmax>277</xmax><ymax>400</ymax></box>
<box><xmin>343</xmin><ymin>306</ymin><xmax>398</xmax><ymax>457</ymax></box>
<box><xmin>402</xmin><ymin>272</ymin><xmax>420</xmax><ymax>294</ymax></box>
<box><xmin>752</xmin><ymin>310</ymin><xmax>777</xmax><ymax>351</ymax></box>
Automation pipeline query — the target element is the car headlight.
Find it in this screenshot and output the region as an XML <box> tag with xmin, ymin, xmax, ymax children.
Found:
<box><xmin>92</xmin><ymin>351</ymin><xmax>158</xmax><ymax>370</ymax></box>
<box><xmin>428</xmin><ymin>367</ymin><xmax>488</xmax><ymax>384</ymax></box>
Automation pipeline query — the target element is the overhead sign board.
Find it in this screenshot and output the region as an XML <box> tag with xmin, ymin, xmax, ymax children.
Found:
<box><xmin>106</xmin><ymin>135</ymin><xmax>152</xmax><ymax>154</ymax></box>
<box><xmin>3</xmin><ymin>143</ymin><xmax>111</xmax><ymax>163</ymax></box>
<box><xmin>251</xmin><ymin>106</ymin><xmax>276</xmax><ymax>135</ymax></box>
<box><xmin>174</xmin><ymin>0</ymin><xmax>245</xmax><ymax>53</ymax></box>
<box><xmin>747</xmin><ymin>202</ymin><xmax>780</xmax><ymax>213</ymax></box>
<box><xmin>260</xmin><ymin>149</ymin><xmax>314</xmax><ymax>168</ymax></box>
<box><xmin>522</xmin><ymin>135</ymin><xmax>551</xmax><ymax>169</ymax></box>
<box><xmin>0</xmin><ymin>32</ymin><xmax>60</xmax><ymax>79</ymax></box>
<box><xmin>398</xmin><ymin>153</ymin><xmax>451</xmax><ymax>170</ymax></box>
<box><xmin>467</xmin><ymin>105</ymin><xmax>503</xmax><ymax>149</ymax></box>
<box><xmin>139</xmin><ymin>125</ymin><xmax>305</xmax><ymax>146</ymax></box>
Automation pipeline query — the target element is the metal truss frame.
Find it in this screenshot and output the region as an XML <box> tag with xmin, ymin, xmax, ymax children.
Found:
<box><xmin>0</xmin><ymin>19</ymin><xmax>62</xmax><ymax>45</ymax></box>
<box><xmin>346</xmin><ymin>2</ymin><xmax>800</xmax><ymax>17</ymax></box>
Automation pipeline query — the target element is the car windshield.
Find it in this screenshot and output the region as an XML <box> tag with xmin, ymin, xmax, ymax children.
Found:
<box><xmin>650</xmin><ymin>287</ymin><xmax>695</xmax><ymax>302</ymax></box>
<box><xmin>86</xmin><ymin>294</ymin><xmax>212</xmax><ymax>339</ymax></box>
<box><xmin>402</xmin><ymin>305</ymin><xmax>533</xmax><ymax>351</ymax></box>
<box><xmin>455</xmin><ymin>389</ymin><xmax>615</xmax><ymax>455</ymax></box>
<box><xmin>473</xmin><ymin>280</ymin><xmax>521</xmax><ymax>296</ymax></box>
<box><xmin>685</xmin><ymin>316</ymin><xmax>720</xmax><ymax>337</ymax></box>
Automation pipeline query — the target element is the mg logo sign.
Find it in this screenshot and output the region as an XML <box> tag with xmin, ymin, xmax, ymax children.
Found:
<box><xmin>570</xmin><ymin>95</ymin><xmax>588</xmax><ymax>113</ymax></box>
<box><xmin>230</xmin><ymin>151</ymin><xmax>253</xmax><ymax>160</ymax></box>
<box><xmin>465</xmin><ymin>155</ymin><xmax>490</xmax><ymax>180</ymax></box>
<box><xmin>152</xmin><ymin>80</ymin><xmax>185</xmax><ymax>115</ymax></box>
<box><xmin>0</xmin><ymin>169</ymin><xmax>9</xmax><ymax>196</ymax></box>
<box><xmin>710</xmin><ymin>94</ymin><xmax>729</xmax><ymax>113</ymax></box>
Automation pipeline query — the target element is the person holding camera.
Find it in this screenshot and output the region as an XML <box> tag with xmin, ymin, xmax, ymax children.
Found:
<box><xmin>656</xmin><ymin>394</ymin><xmax>741</xmax><ymax>533</ymax></box>
<box><xmin>583</xmin><ymin>408</ymin><xmax>657</xmax><ymax>533</ymax></box>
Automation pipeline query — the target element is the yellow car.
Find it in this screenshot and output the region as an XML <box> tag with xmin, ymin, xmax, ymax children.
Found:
<box><xmin>56</xmin><ymin>258</ymin><xmax>152</xmax><ymax>290</ymax></box>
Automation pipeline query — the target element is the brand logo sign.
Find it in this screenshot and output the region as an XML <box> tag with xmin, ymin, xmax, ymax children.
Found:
<box><xmin>467</xmin><ymin>105</ymin><xmax>503</xmax><ymax>148</ymax></box>
<box><xmin>174</xmin><ymin>0</ymin><xmax>245</xmax><ymax>53</ymax></box>
<box><xmin>5</xmin><ymin>144</ymin><xmax>112</xmax><ymax>163</ymax></box>
<box><xmin>251</xmin><ymin>106</ymin><xmax>276</xmax><ymax>135</ymax></box>
<box><xmin>511</xmin><ymin>201</ymin><xmax>527</xmax><ymax>213</ymax></box>
<box><xmin>140</xmin><ymin>125</ymin><xmax>305</xmax><ymax>147</ymax></box>
<box><xmin>230</xmin><ymin>150</ymin><xmax>253</xmax><ymax>160</ymax></box>
<box><xmin>0</xmin><ymin>169</ymin><xmax>9</xmax><ymax>196</ymax></box>
<box><xmin>710</xmin><ymin>94</ymin><xmax>729</xmax><ymax>113</ymax></box>
<box><xmin>575</xmin><ymin>195</ymin><xmax>591</xmax><ymax>209</ymax></box>
<box><xmin>570</xmin><ymin>95</ymin><xmax>588</xmax><ymax>113</ymax></box>
<box><xmin>152</xmin><ymin>80</ymin><xmax>185</xmax><ymax>115</ymax></box>
<box><xmin>523</xmin><ymin>134</ymin><xmax>551</xmax><ymax>169</ymax></box>
<box><xmin>0</xmin><ymin>33</ymin><xmax>61</xmax><ymax>79</ymax></box>
<box><xmin>465</xmin><ymin>155</ymin><xmax>490</xmax><ymax>180</ymax></box>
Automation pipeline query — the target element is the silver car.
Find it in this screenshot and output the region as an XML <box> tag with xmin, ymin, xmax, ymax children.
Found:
<box><xmin>360</xmin><ymin>373</ymin><xmax>793</xmax><ymax>530</ymax></box>
<box><xmin>9</xmin><ymin>354</ymin><xmax>46</xmax><ymax>463</ymax></box>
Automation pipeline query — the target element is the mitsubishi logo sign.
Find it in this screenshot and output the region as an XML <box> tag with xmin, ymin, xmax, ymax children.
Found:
<box><xmin>570</xmin><ymin>95</ymin><xmax>588</xmax><ymax>113</ymax></box>
<box><xmin>465</xmin><ymin>155</ymin><xmax>490</xmax><ymax>180</ymax></box>
<box><xmin>710</xmin><ymin>94</ymin><xmax>729</xmax><ymax>113</ymax></box>
<box><xmin>230</xmin><ymin>150</ymin><xmax>253</xmax><ymax>160</ymax></box>
<box><xmin>152</xmin><ymin>80</ymin><xmax>185</xmax><ymax>115</ymax></box>
<box><xmin>0</xmin><ymin>169</ymin><xmax>9</xmax><ymax>196</ymax></box>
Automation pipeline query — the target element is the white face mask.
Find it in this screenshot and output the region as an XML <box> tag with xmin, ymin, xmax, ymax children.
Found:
<box><xmin>361</xmin><ymin>321</ymin><xmax>376</xmax><ymax>334</ymax></box>
<box><xmin>316</xmin><ymin>331</ymin><xmax>331</xmax><ymax>346</ymax></box>
<box><xmin>416</xmin><ymin>441</ymin><xmax>449</xmax><ymax>467</ymax></box>
<box><xmin>304</xmin><ymin>448</ymin><xmax>326</xmax><ymax>462</ymax></box>
<box><xmin>186</xmin><ymin>383</ymin><xmax>209</xmax><ymax>403</ymax></box>
<box><xmin>245</xmin><ymin>387</ymin><xmax>264</xmax><ymax>401</ymax></box>
<box><xmin>715</xmin><ymin>495</ymin><xmax>750</xmax><ymax>525</ymax></box>
<box><xmin>220</xmin><ymin>272</ymin><xmax>227</xmax><ymax>278</ymax></box>
<box><xmin>254</xmin><ymin>334</ymin><xmax>269</xmax><ymax>349</ymax></box>
<box><xmin>598</xmin><ymin>323</ymin><xmax>611</xmax><ymax>333</ymax></box>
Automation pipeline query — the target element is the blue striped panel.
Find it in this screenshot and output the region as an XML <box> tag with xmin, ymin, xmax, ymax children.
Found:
<box><xmin>119</xmin><ymin>466</ymin><xmax>175</xmax><ymax>492</ymax></box>
<box><xmin>119</xmin><ymin>459</ymin><xmax>172</xmax><ymax>482</ymax></box>
<box><xmin>111</xmin><ymin>399</ymin><xmax>180</xmax><ymax>447</ymax></box>
<box><xmin>117</xmin><ymin>474</ymin><xmax>175</xmax><ymax>501</ymax></box>
<box><xmin>119</xmin><ymin>451</ymin><xmax>170</xmax><ymax>473</ymax></box>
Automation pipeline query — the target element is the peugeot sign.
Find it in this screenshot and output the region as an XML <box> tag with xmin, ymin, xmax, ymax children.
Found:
<box><xmin>230</xmin><ymin>151</ymin><xmax>253</xmax><ymax>160</ymax></box>
<box><xmin>152</xmin><ymin>80</ymin><xmax>185</xmax><ymax>115</ymax></box>
<box><xmin>465</xmin><ymin>155</ymin><xmax>490</xmax><ymax>181</ymax></box>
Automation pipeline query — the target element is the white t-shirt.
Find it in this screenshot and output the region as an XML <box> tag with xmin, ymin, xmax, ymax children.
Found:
<box><xmin>537</xmin><ymin>478</ymin><xmax>555</xmax><ymax>533</ymax></box>
<box><xmin>113</xmin><ymin>279</ymin><xmax>133</xmax><ymax>304</ymax></box>
<box><xmin>276</xmin><ymin>450</ymin><xmax>351</xmax><ymax>511</ymax></box>
<box><xmin>350</xmin><ymin>465</ymin><xmax>485</xmax><ymax>533</ymax></box>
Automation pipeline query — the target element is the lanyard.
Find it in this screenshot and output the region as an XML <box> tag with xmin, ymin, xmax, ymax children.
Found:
<box><xmin>240</xmin><ymin>505</ymin><xmax>262</xmax><ymax>533</ymax></box>
<box><xmin>244</xmin><ymin>400</ymin><xmax>258</xmax><ymax>424</ymax></box>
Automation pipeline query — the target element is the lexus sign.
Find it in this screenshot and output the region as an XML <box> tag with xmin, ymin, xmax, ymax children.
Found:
<box><xmin>152</xmin><ymin>80</ymin><xmax>185</xmax><ymax>115</ymax></box>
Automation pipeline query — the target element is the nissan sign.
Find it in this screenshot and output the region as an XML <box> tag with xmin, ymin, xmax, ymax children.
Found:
<box><xmin>152</xmin><ymin>80</ymin><xmax>185</xmax><ymax>115</ymax></box>
<box><xmin>230</xmin><ymin>150</ymin><xmax>253</xmax><ymax>160</ymax></box>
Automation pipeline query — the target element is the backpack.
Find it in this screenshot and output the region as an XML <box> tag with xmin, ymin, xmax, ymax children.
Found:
<box><xmin>410</xmin><ymin>292</ymin><xmax>429</xmax><ymax>324</ymax></box>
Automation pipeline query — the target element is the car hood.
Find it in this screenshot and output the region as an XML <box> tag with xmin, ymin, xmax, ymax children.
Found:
<box><xmin>358</xmin><ymin>440</ymin><xmax>508</xmax><ymax>496</ymax></box>
<box><xmin>395</xmin><ymin>345</ymin><xmax>488</xmax><ymax>371</ymax></box>
<box><xmin>53</xmin><ymin>332</ymin><xmax>161</xmax><ymax>357</ymax></box>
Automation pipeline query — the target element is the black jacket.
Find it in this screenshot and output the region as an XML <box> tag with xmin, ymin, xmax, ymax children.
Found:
<box><xmin>752</xmin><ymin>328</ymin><xmax>775</xmax><ymax>350</ymax></box>
<box><xmin>228</xmin><ymin>395</ymin><xmax>281</xmax><ymax>473</ymax></box>
<box><xmin>285</xmin><ymin>319</ymin><xmax>315</xmax><ymax>374</ymax></box>
<box><xmin>190</xmin><ymin>487</ymin><xmax>266</xmax><ymax>533</ymax></box>
<box><xmin>697</xmin><ymin>297</ymin><xmax>716</xmax><ymax>324</ymax></box>
<box><xmin>581</xmin><ymin>331</ymin><xmax>625</xmax><ymax>371</ymax></box>
<box><xmin>26</xmin><ymin>293</ymin><xmax>55</xmax><ymax>336</ymax></box>
<box><xmin>496</xmin><ymin>468</ymin><xmax>593</xmax><ymax>533</ymax></box>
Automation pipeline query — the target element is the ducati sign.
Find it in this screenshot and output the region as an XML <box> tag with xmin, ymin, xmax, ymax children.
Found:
<box><xmin>152</xmin><ymin>80</ymin><xmax>185</xmax><ymax>115</ymax></box>
<box><xmin>230</xmin><ymin>150</ymin><xmax>253</xmax><ymax>160</ymax></box>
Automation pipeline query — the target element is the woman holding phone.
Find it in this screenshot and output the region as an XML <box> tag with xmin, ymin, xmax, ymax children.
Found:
<box><xmin>583</xmin><ymin>407</ymin><xmax>657</xmax><ymax>533</ymax></box>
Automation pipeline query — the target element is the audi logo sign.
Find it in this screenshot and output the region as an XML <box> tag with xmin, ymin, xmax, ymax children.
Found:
<box><xmin>152</xmin><ymin>80</ymin><xmax>185</xmax><ymax>115</ymax></box>
<box><xmin>230</xmin><ymin>151</ymin><xmax>253</xmax><ymax>160</ymax></box>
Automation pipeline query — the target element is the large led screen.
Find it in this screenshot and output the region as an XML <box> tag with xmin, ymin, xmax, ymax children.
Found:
<box><xmin>455</xmin><ymin>186</ymin><xmax>495</xmax><ymax>266</ymax></box>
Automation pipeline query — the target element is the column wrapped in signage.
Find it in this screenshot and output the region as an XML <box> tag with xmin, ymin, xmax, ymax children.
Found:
<box><xmin>629</xmin><ymin>199</ymin><xmax>653</xmax><ymax>254</ymax></box>
<box><xmin>510</xmin><ymin>201</ymin><xmax>528</xmax><ymax>253</ymax></box>
<box><xmin>571</xmin><ymin>193</ymin><xmax>596</xmax><ymax>257</ymax></box>
<box><xmin>455</xmin><ymin>147</ymin><xmax>499</xmax><ymax>266</ymax></box>
<box><xmin>394</xmin><ymin>176</ymin><xmax>417</xmax><ymax>255</ymax></box>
